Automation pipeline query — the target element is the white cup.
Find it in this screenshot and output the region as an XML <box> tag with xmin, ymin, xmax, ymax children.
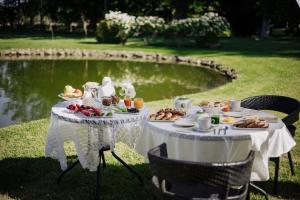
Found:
<box><xmin>197</xmin><ymin>115</ymin><xmax>211</xmax><ymax>130</ymax></box>
<box><xmin>230</xmin><ymin>100</ymin><xmax>241</xmax><ymax>112</ymax></box>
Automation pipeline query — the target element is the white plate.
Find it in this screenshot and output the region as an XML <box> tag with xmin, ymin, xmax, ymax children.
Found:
<box><xmin>58</xmin><ymin>93</ymin><xmax>81</xmax><ymax>101</ymax></box>
<box><xmin>115</xmin><ymin>111</ymin><xmax>140</xmax><ymax>115</ymax></box>
<box><xmin>222</xmin><ymin>112</ymin><xmax>243</xmax><ymax>118</ymax></box>
<box><xmin>193</xmin><ymin>126</ymin><xmax>215</xmax><ymax>132</ymax></box>
<box><xmin>231</xmin><ymin>125</ymin><xmax>268</xmax><ymax>130</ymax></box>
<box><xmin>148</xmin><ymin>120</ymin><xmax>175</xmax><ymax>122</ymax></box>
<box><xmin>174</xmin><ymin>118</ymin><xmax>195</xmax><ymax>127</ymax></box>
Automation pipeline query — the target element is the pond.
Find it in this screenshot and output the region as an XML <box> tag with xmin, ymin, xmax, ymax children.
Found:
<box><xmin>0</xmin><ymin>59</ymin><xmax>228</xmax><ymax>127</ymax></box>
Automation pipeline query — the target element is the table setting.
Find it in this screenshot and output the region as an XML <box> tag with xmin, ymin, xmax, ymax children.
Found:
<box><xmin>135</xmin><ymin>97</ymin><xmax>296</xmax><ymax>181</ymax></box>
<box><xmin>46</xmin><ymin>77</ymin><xmax>149</xmax><ymax>172</ymax></box>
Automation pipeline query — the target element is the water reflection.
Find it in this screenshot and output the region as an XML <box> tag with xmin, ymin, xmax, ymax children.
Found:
<box><xmin>0</xmin><ymin>60</ymin><xmax>227</xmax><ymax>127</ymax></box>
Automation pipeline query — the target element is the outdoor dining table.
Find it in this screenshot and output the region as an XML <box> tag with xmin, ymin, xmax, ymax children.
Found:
<box><xmin>45</xmin><ymin>100</ymin><xmax>149</xmax><ymax>198</ymax></box>
<box><xmin>135</xmin><ymin>106</ymin><xmax>296</xmax><ymax>182</ymax></box>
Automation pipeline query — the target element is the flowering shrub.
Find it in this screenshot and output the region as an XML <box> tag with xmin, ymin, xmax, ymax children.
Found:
<box><xmin>96</xmin><ymin>11</ymin><xmax>229</xmax><ymax>47</ymax></box>
<box><xmin>96</xmin><ymin>11</ymin><xmax>136</xmax><ymax>44</ymax></box>
<box><xmin>135</xmin><ymin>16</ymin><xmax>165</xmax><ymax>44</ymax></box>
<box><xmin>164</xmin><ymin>12</ymin><xmax>230</xmax><ymax>47</ymax></box>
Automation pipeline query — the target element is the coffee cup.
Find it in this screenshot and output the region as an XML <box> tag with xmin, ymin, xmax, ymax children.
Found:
<box><xmin>230</xmin><ymin>100</ymin><xmax>241</xmax><ymax>112</ymax></box>
<box><xmin>197</xmin><ymin>115</ymin><xmax>211</xmax><ymax>130</ymax></box>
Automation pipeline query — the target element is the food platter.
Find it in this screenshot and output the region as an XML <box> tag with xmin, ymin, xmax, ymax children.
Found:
<box><xmin>232</xmin><ymin>118</ymin><xmax>269</xmax><ymax>130</ymax></box>
<box><xmin>149</xmin><ymin>108</ymin><xmax>186</xmax><ymax>122</ymax></box>
<box><xmin>231</xmin><ymin>126</ymin><xmax>268</xmax><ymax>130</ymax></box>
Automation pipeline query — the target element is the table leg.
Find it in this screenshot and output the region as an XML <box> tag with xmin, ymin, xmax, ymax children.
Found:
<box><xmin>111</xmin><ymin>151</ymin><xmax>144</xmax><ymax>185</ymax></box>
<box><xmin>95</xmin><ymin>150</ymin><xmax>102</xmax><ymax>200</ymax></box>
<box><xmin>101</xmin><ymin>151</ymin><xmax>106</xmax><ymax>169</ymax></box>
<box><xmin>57</xmin><ymin>160</ymin><xmax>80</xmax><ymax>184</ymax></box>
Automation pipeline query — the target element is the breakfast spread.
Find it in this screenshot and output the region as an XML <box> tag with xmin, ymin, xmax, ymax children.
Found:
<box><xmin>149</xmin><ymin>108</ymin><xmax>186</xmax><ymax>121</ymax></box>
<box><xmin>233</xmin><ymin>118</ymin><xmax>269</xmax><ymax>128</ymax></box>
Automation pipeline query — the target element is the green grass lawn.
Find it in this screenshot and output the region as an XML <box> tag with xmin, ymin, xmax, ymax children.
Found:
<box><xmin>0</xmin><ymin>33</ymin><xmax>300</xmax><ymax>200</ymax></box>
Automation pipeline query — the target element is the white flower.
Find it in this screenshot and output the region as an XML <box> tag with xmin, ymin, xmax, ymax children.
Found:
<box><xmin>120</xmin><ymin>81</ymin><xmax>136</xmax><ymax>98</ymax></box>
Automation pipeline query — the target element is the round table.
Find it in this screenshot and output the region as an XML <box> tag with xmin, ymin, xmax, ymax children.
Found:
<box><xmin>45</xmin><ymin>100</ymin><xmax>149</xmax><ymax>171</ymax></box>
<box><xmin>135</xmin><ymin>106</ymin><xmax>296</xmax><ymax>181</ymax></box>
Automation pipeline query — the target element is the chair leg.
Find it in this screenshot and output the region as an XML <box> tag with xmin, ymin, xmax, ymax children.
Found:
<box><xmin>250</xmin><ymin>182</ymin><xmax>268</xmax><ymax>200</ymax></box>
<box><xmin>287</xmin><ymin>152</ymin><xmax>295</xmax><ymax>176</ymax></box>
<box><xmin>246</xmin><ymin>185</ymin><xmax>250</xmax><ymax>200</ymax></box>
<box><xmin>273</xmin><ymin>157</ymin><xmax>280</xmax><ymax>195</ymax></box>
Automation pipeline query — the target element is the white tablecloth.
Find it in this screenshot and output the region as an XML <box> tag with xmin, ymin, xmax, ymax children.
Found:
<box><xmin>45</xmin><ymin>100</ymin><xmax>149</xmax><ymax>171</ymax></box>
<box><xmin>135</xmin><ymin>107</ymin><xmax>296</xmax><ymax>181</ymax></box>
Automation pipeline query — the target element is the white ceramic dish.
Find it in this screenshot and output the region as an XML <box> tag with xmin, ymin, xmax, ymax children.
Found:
<box><xmin>222</xmin><ymin>112</ymin><xmax>243</xmax><ymax>118</ymax></box>
<box><xmin>231</xmin><ymin>125</ymin><xmax>268</xmax><ymax>130</ymax></box>
<box><xmin>115</xmin><ymin>111</ymin><xmax>140</xmax><ymax>115</ymax></box>
<box><xmin>148</xmin><ymin>120</ymin><xmax>175</xmax><ymax>122</ymax></box>
<box><xmin>174</xmin><ymin>118</ymin><xmax>195</xmax><ymax>127</ymax></box>
<box><xmin>193</xmin><ymin>126</ymin><xmax>215</xmax><ymax>132</ymax></box>
<box><xmin>58</xmin><ymin>93</ymin><xmax>81</xmax><ymax>101</ymax></box>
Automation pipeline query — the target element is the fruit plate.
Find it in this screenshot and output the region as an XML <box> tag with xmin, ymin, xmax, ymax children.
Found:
<box><xmin>174</xmin><ymin>118</ymin><xmax>195</xmax><ymax>127</ymax></box>
<box><xmin>58</xmin><ymin>93</ymin><xmax>81</xmax><ymax>101</ymax></box>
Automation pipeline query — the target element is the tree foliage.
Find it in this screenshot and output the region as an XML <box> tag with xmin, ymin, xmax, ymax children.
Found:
<box><xmin>0</xmin><ymin>0</ymin><xmax>299</xmax><ymax>36</ymax></box>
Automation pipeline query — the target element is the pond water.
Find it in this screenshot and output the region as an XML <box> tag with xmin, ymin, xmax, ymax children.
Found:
<box><xmin>0</xmin><ymin>59</ymin><xmax>228</xmax><ymax>127</ymax></box>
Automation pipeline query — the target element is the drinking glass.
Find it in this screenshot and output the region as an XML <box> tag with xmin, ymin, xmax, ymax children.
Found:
<box><xmin>134</xmin><ymin>98</ymin><xmax>144</xmax><ymax>109</ymax></box>
<box><xmin>124</xmin><ymin>97</ymin><xmax>132</xmax><ymax>108</ymax></box>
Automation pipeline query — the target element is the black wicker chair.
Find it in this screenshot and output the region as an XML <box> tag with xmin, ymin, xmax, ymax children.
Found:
<box><xmin>148</xmin><ymin>143</ymin><xmax>255</xmax><ymax>200</ymax></box>
<box><xmin>241</xmin><ymin>95</ymin><xmax>300</xmax><ymax>194</ymax></box>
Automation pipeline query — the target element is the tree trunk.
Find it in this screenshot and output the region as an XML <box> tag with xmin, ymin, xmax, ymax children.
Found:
<box><xmin>260</xmin><ymin>17</ymin><xmax>270</xmax><ymax>39</ymax></box>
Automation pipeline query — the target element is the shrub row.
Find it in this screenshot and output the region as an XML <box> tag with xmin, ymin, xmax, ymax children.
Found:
<box><xmin>96</xmin><ymin>11</ymin><xmax>230</xmax><ymax>47</ymax></box>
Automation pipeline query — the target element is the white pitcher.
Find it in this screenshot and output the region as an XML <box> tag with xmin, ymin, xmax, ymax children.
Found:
<box><xmin>174</xmin><ymin>97</ymin><xmax>192</xmax><ymax>113</ymax></box>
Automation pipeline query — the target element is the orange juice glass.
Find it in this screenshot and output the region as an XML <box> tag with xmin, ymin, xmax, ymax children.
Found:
<box><xmin>134</xmin><ymin>98</ymin><xmax>144</xmax><ymax>109</ymax></box>
<box><xmin>124</xmin><ymin>98</ymin><xmax>132</xmax><ymax>108</ymax></box>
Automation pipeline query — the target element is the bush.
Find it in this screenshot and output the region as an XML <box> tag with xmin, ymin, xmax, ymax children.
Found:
<box><xmin>135</xmin><ymin>16</ymin><xmax>165</xmax><ymax>44</ymax></box>
<box><xmin>95</xmin><ymin>11</ymin><xmax>135</xmax><ymax>45</ymax></box>
<box><xmin>96</xmin><ymin>20</ymin><xmax>124</xmax><ymax>44</ymax></box>
<box><xmin>164</xmin><ymin>12</ymin><xmax>230</xmax><ymax>47</ymax></box>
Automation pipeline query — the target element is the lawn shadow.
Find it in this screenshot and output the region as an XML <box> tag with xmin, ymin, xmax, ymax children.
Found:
<box><xmin>0</xmin><ymin>156</ymin><xmax>152</xmax><ymax>200</ymax></box>
<box><xmin>0</xmin><ymin>156</ymin><xmax>298</xmax><ymax>199</ymax></box>
<box><xmin>251</xmin><ymin>180</ymin><xmax>300</xmax><ymax>199</ymax></box>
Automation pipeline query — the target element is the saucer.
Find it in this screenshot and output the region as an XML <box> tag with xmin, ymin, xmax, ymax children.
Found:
<box><xmin>174</xmin><ymin>118</ymin><xmax>195</xmax><ymax>127</ymax></box>
<box><xmin>193</xmin><ymin>126</ymin><xmax>215</xmax><ymax>132</ymax></box>
<box><xmin>222</xmin><ymin>111</ymin><xmax>243</xmax><ymax>118</ymax></box>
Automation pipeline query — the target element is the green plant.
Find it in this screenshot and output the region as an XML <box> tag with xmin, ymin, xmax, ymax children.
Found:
<box><xmin>96</xmin><ymin>20</ymin><xmax>124</xmax><ymax>44</ymax></box>
<box><xmin>135</xmin><ymin>16</ymin><xmax>165</xmax><ymax>44</ymax></box>
<box><xmin>95</xmin><ymin>11</ymin><xmax>136</xmax><ymax>45</ymax></box>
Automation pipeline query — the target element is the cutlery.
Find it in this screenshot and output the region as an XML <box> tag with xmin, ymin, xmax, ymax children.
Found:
<box><xmin>224</xmin><ymin>126</ymin><xmax>229</xmax><ymax>135</ymax></box>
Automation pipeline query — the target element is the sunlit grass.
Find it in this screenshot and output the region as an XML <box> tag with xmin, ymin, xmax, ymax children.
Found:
<box><xmin>0</xmin><ymin>34</ymin><xmax>299</xmax><ymax>199</ymax></box>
